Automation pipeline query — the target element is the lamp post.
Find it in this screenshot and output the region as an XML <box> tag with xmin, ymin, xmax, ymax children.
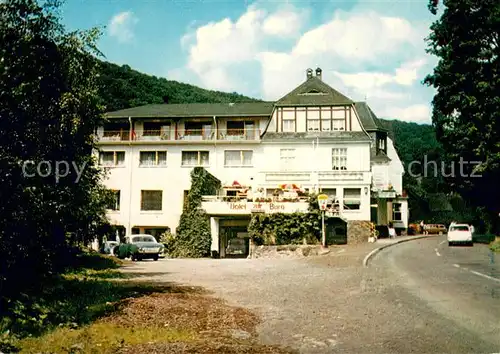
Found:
<box><xmin>317</xmin><ymin>194</ymin><xmax>328</xmax><ymax>248</ymax></box>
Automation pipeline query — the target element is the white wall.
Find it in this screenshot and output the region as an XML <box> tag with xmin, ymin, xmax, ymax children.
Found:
<box><xmin>386</xmin><ymin>138</ymin><xmax>404</xmax><ymax>194</ymax></box>
<box><xmin>98</xmin><ymin>138</ymin><xmax>373</xmax><ymax>234</ymax></box>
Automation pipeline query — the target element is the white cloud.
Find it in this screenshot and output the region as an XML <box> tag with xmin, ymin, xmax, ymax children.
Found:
<box><xmin>381</xmin><ymin>104</ymin><xmax>431</xmax><ymax>124</ymax></box>
<box><xmin>173</xmin><ymin>3</ymin><xmax>435</xmax><ymax>123</ymax></box>
<box><xmin>262</xmin><ymin>7</ymin><xmax>306</xmax><ymax>37</ymax></box>
<box><xmin>108</xmin><ymin>11</ymin><xmax>138</xmax><ymax>43</ymax></box>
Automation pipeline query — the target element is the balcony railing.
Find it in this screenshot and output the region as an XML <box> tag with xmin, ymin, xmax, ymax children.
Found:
<box><xmin>218</xmin><ymin>128</ymin><xmax>260</xmax><ymax>141</ymax></box>
<box><xmin>201</xmin><ymin>195</ymin><xmax>310</xmax><ymax>202</ymax></box>
<box><xmin>97</xmin><ymin>128</ymin><xmax>261</xmax><ymax>142</ymax></box>
<box><xmin>177</xmin><ymin>129</ymin><xmax>215</xmax><ymax>141</ymax></box>
<box><xmin>98</xmin><ymin>130</ymin><xmax>130</xmax><ymax>141</ymax></box>
<box><xmin>135</xmin><ymin>130</ymin><xmax>171</xmax><ymax>141</ymax></box>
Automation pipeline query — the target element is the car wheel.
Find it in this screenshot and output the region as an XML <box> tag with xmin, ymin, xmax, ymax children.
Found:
<box><xmin>131</xmin><ymin>253</ymin><xmax>137</xmax><ymax>261</ymax></box>
<box><xmin>153</xmin><ymin>255</ymin><xmax>159</xmax><ymax>261</ymax></box>
<box><xmin>448</xmin><ymin>241</ymin><xmax>452</xmax><ymax>246</ymax></box>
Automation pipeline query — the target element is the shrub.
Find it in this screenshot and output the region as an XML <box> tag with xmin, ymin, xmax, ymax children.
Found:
<box><xmin>248</xmin><ymin>193</ymin><xmax>322</xmax><ymax>246</ymax></box>
<box><xmin>171</xmin><ymin>168</ymin><xmax>221</xmax><ymax>257</ymax></box>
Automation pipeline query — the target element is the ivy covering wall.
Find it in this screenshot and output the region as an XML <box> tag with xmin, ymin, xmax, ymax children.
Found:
<box><xmin>169</xmin><ymin>167</ymin><xmax>221</xmax><ymax>257</ymax></box>
<box><xmin>248</xmin><ymin>193</ymin><xmax>322</xmax><ymax>245</ymax></box>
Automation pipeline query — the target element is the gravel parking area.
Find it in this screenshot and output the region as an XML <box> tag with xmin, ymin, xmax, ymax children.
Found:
<box><xmin>121</xmin><ymin>239</ymin><xmax>496</xmax><ymax>354</ymax></box>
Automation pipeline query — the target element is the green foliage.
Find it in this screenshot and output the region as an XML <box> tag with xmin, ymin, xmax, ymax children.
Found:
<box><xmin>248</xmin><ymin>194</ymin><xmax>321</xmax><ymax>246</ymax></box>
<box><xmin>0</xmin><ymin>0</ymin><xmax>110</xmax><ymax>310</ymax></box>
<box><xmin>97</xmin><ymin>61</ymin><xmax>260</xmax><ymax>112</ymax></box>
<box><xmin>0</xmin><ymin>252</ymin><xmax>172</xmax><ymax>352</ymax></box>
<box><xmin>424</xmin><ymin>0</ymin><xmax>500</xmax><ymax>233</ymax></box>
<box><xmin>490</xmin><ymin>240</ymin><xmax>500</xmax><ymax>253</ymax></box>
<box><xmin>170</xmin><ymin>168</ymin><xmax>221</xmax><ymax>257</ymax></box>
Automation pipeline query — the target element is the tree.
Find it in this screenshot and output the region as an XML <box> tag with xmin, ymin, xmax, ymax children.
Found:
<box><xmin>0</xmin><ymin>0</ymin><xmax>110</xmax><ymax>298</ymax></box>
<box><xmin>425</xmin><ymin>0</ymin><xmax>500</xmax><ymax>232</ymax></box>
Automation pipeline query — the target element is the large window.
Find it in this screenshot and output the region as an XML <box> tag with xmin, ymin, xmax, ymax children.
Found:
<box><xmin>332</xmin><ymin>148</ymin><xmax>347</xmax><ymax>171</ymax></box>
<box><xmin>141</xmin><ymin>190</ymin><xmax>162</xmax><ymax>211</ymax></box>
<box><xmin>107</xmin><ymin>190</ymin><xmax>120</xmax><ymax>211</ymax></box>
<box><xmin>280</xmin><ymin>148</ymin><xmax>295</xmax><ymax>170</ymax></box>
<box><xmin>343</xmin><ymin>188</ymin><xmax>361</xmax><ymax>210</ymax></box>
<box><xmin>224</xmin><ymin>150</ymin><xmax>253</xmax><ymax>167</ymax></box>
<box><xmin>139</xmin><ymin>151</ymin><xmax>167</xmax><ymax>166</ymax></box>
<box><xmin>393</xmin><ymin>203</ymin><xmax>402</xmax><ymax>221</ymax></box>
<box><xmin>181</xmin><ymin>151</ymin><xmax>209</xmax><ymax>166</ymax></box>
<box><xmin>99</xmin><ymin>151</ymin><xmax>125</xmax><ymax>166</ymax></box>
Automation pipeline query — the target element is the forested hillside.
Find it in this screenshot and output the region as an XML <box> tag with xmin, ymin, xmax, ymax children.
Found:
<box><xmin>97</xmin><ymin>61</ymin><xmax>258</xmax><ymax>112</ymax></box>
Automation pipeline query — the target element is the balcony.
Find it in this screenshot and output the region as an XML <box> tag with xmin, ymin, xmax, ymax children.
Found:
<box><xmin>218</xmin><ymin>128</ymin><xmax>260</xmax><ymax>141</ymax></box>
<box><xmin>318</xmin><ymin>171</ymin><xmax>365</xmax><ymax>181</ymax></box>
<box><xmin>177</xmin><ymin>129</ymin><xmax>215</xmax><ymax>141</ymax></box>
<box><xmin>135</xmin><ymin>130</ymin><xmax>171</xmax><ymax>141</ymax></box>
<box><xmin>98</xmin><ymin>130</ymin><xmax>130</xmax><ymax>142</ymax></box>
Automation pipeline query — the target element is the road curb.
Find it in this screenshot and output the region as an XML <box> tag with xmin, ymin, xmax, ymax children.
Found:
<box><xmin>363</xmin><ymin>235</ymin><xmax>434</xmax><ymax>267</ymax></box>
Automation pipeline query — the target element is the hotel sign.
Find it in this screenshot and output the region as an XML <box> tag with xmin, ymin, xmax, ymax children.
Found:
<box><xmin>377</xmin><ymin>191</ymin><xmax>397</xmax><ymax>199</ymax></box>
<box><xmin>229</xmin><ymin>202</ymin><xmax>286</xmax><ymax>213</ymax></box>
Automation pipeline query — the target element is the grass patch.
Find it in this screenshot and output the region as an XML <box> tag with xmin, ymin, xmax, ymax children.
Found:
<box><xmin>2</xmin><ymin>251</ymin><xmax>296</xmax><ymax>354</ymax></box>
<box><xmin>490</xmin><ymin>240</ymin><xmax>500</xmax><ymax>253</ymax></box>
<box><xmin>17</xmin><ymin>323</ymin><xmax>195</xmax><ymax>354</ymax></box>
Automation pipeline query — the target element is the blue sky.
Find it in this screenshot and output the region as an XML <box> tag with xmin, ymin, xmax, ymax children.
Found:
<box><xmin>60</xmin><ymin>0</ymin><xmax>440</xmax><ymax>123</ymax></box>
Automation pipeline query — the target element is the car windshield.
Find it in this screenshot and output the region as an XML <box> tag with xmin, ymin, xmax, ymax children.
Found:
<box><xmin>450</xmin><ymin>226</ymin><xmax>469</xmax><ymax>231</ymax></box>
<box><xmin>132</xmin><ymin>236</ymin><xmax>156</xmax><ymax>243</ymax></box>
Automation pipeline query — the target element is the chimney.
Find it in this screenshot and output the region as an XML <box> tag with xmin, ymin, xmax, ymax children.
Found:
<box><xmin>163</xmin><ymin>95</ymin><xmax>169</xmax><ymax>104</ymax></box>
<box><xmin>315</xmin><ymin>67</ymin><xmax>322</xmax><ymax>80</ymax></box>
<box><xmin>306</xmin><ymin>68</ymin><xmax>313</xmax><ymax>80</ymax></box>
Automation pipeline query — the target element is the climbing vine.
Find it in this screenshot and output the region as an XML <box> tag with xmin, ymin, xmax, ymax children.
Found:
<box><xmin>248</xmin><ymin>193</ymin><xmax>322</xmax><ymax>246</ymax></box>
<box><xmin>168</xmin><ymin>167</ymin><xmax>221</xmax><ymax>257</ymax></box>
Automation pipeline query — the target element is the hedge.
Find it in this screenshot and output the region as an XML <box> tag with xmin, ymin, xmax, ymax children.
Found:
<box><xmin>168</xmin><ymin>167</ymin><xmax>221</xmax><ymax>257</ymax></box>
<box><xmin>248</xmin><ymin>193</ymin><xmax>322</xmax><ymax>245</ymax></box>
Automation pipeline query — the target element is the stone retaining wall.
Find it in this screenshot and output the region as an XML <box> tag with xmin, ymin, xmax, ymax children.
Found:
<box><xmin>347</xmin><ymin>220</ymin><xmax>370</xmax><ymax>244</ymax></box>
<box><xmin>248</xmin><ymin>244</ymin><xmax>328</xmax><ymax>259</ymax></box>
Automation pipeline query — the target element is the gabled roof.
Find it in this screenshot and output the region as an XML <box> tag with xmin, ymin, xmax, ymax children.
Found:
<box><xmin>354</xmin><ymin>102</ymin><xmax>387</xmax><ymax>132</ymax></box>
<box><xmin>105</xmin><ymin>102</ymin><xmax>275</xmax><ymax>118</ymax></box>
<box><xmin>275</xmin><ymin>76</ymin><xmax>353</xmax><ymax>106</ymax></box>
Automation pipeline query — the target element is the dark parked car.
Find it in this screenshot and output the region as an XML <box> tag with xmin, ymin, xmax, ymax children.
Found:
<box><xmin>116</xmin><ymin>234</ymin><xmax>163</xmax><ymax>261</ymax></box>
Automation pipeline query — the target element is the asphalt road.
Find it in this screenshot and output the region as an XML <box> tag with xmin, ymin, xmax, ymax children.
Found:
<box><xmin>125</xmin><ymin>238</ymin><xmax>500</xmax><ymax>353</ymax></box>
<box><xmin>370</xmin><ymin>236</ymin><xmax>500</xmax><ymax>352</ymax></box>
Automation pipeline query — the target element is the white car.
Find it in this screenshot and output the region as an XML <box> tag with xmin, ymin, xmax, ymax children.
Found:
<box><xmin>447</xmin><ymin>223</ymin><xmax>473</xmax><ymax>246</ymax></box>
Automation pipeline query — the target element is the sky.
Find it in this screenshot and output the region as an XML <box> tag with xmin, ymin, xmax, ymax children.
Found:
<box><xmin>60</xmin><ymin>0</ymin><xmax>440</xmax><ymax>124</ymax></box>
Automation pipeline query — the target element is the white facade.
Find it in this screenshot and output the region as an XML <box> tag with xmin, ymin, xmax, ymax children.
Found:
<box><xmin>96</xmin><ymin>68</ymin><xmax>408</xmax><ymax>247</ymax></box>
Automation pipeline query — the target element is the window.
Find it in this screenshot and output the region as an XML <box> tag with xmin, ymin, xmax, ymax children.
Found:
<box><xmin>141</xmin><ymin>190</ymin><xmax>162</xmax><ymax>211</ymax></box>
<box><xmin>139</xmin><ymin>151</ymin><xmax>167</xmax><ymax>166</ymax></box>
<box><xmin>393</xmin><ymin>203</ymin><xmax>402</xmax><ymax>221</ymax></box>
<box><xmin>224</xmin><ymin>150</ymin><xmax>253</xmax><ymax>167</ymax></box>
<box><xmin>99</xmin><ymin>151</ymin><xmax>125</xmax><ymax>166</ymax></box>
<box><xmin>378</xmin><ymin>138</ymin><xmax>386</xmax><ymax>150</ymax></box>
<box><xmin>332</xmin><ymin>148</ymin><xmax>347</xmax><ymax>170</ymax></box>
<box><xmin>306</xmin><ymin>109</ymin><xmax>320</xmax><ymax>131</ymax></box>
<box><xmin>181</xmin><ymin>151</ymin><xmax>209</xmax><ymax>166</ymax></box>
<box><xmin>107</xmin><ymin>190</ymin><xmax>120</xmax><ymax>211</ymax></box>
<box><xmin>332</xmin><ymin>119</ymin><xmax>345</xmax><ymax>131</ymax></box>
<box><xmin>283</xmin><ymin>117</ymin><xmax>295</xmax><ymax>132</ymax></box>
<box><xmin>280</xmin><ymin>148</ymin><xmax>295</xmax><ymax>170</ymax></box>
<box><xmin>343</xmin><ymin>188</ymin><xmax>361</xmax><ymax>210</ymax></box>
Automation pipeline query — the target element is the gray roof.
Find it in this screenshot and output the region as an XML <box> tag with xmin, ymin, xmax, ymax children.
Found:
<box><xmin>371</xmin><ymin>149</ymin><xmax>391</xmax><ymax>163</ymax></box>
<box><xmin>275</xmin><ymin>76</ymin><xmax>353</xmax><ymax>106</ymax></box>
<box><xmin>105</xmin><ymin>102</ymin><xmax>275</xmax><ymax>118</ymax></box>
<box><xmin>261</xmin><ymin>131</ymin><xmax>371</xmax><ymax>142</ymax></box>
<box><xmin>354</xmin><ymin>102</ymin><xmax>387</xmax><ymax>131</ymax></box>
